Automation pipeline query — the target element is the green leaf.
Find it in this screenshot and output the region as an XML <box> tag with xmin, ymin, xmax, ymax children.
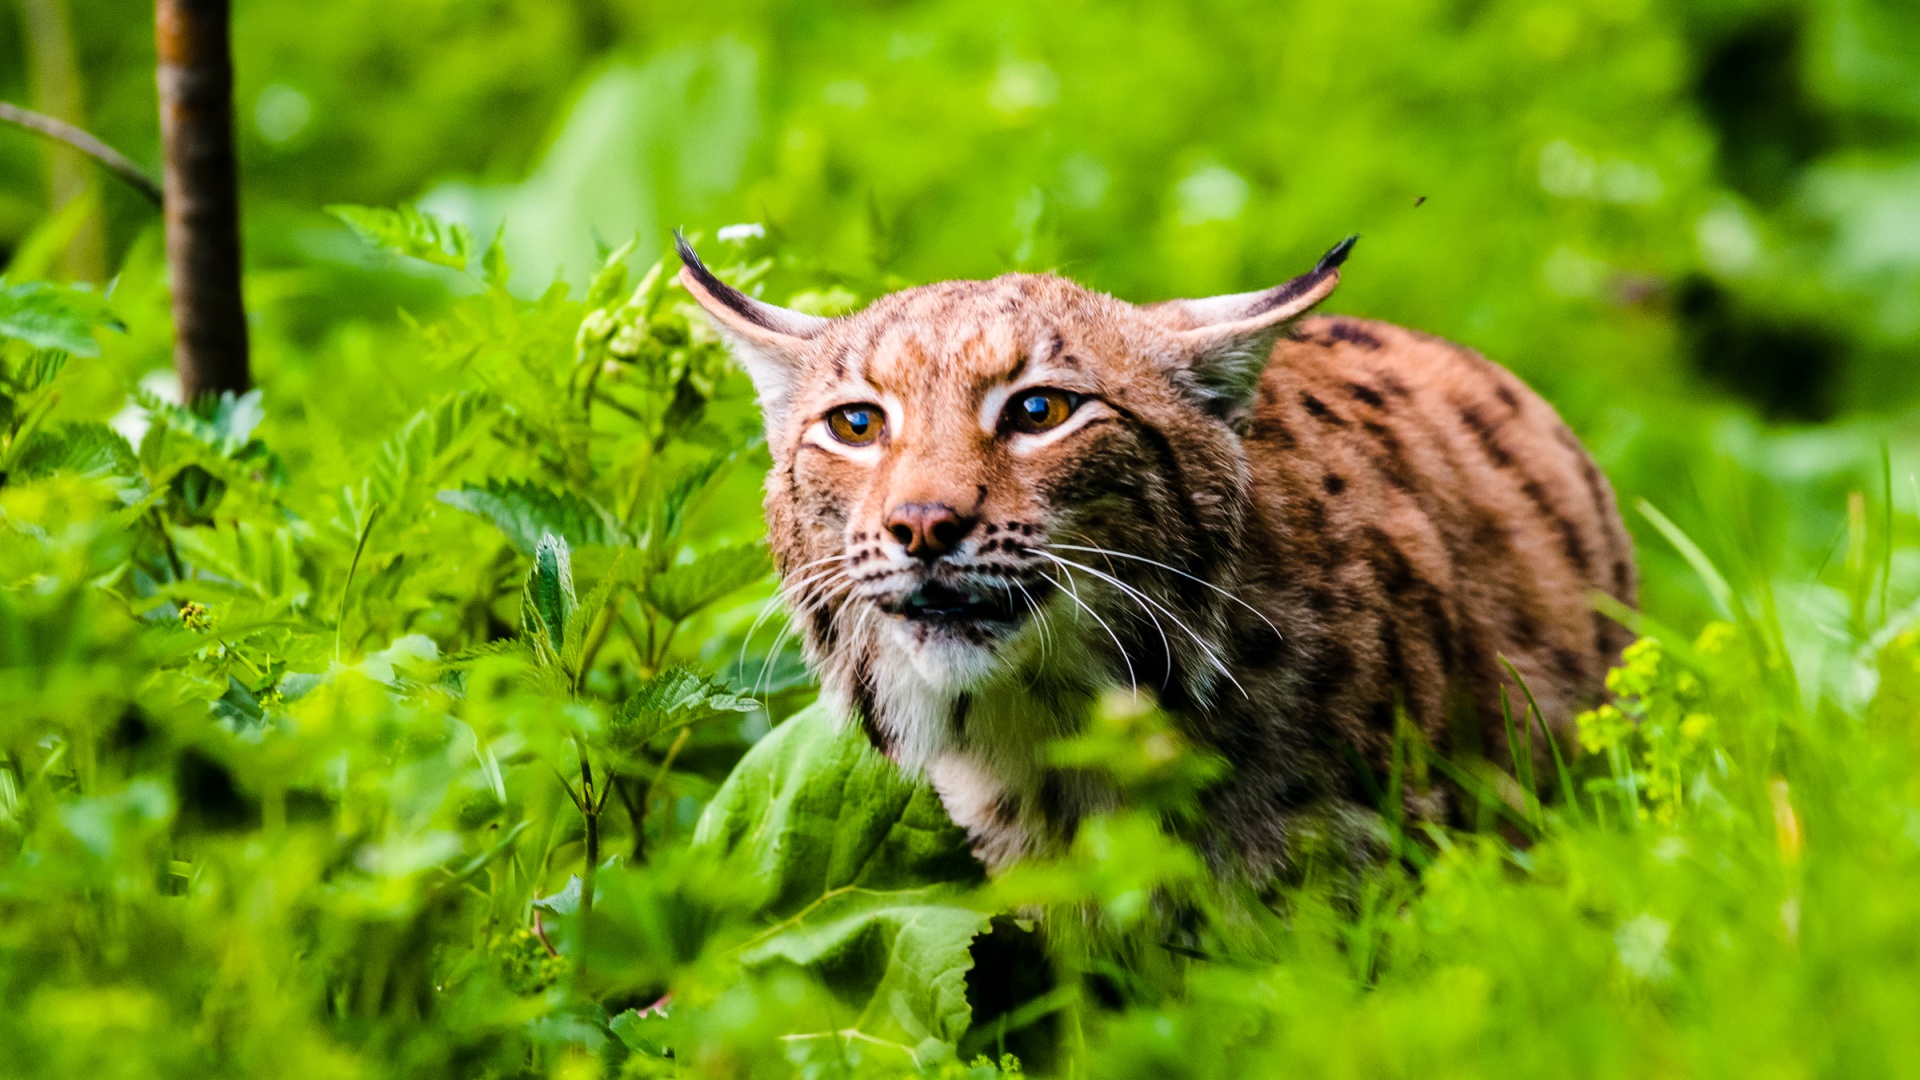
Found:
<box><xmin>522</xmin><ymin>532</ymin><xmax>577</xmax><ymax>655</ymax></box>
<box><xmin>480</xmin><ymin>226</ymin><xmax>511</xmax><ymax>290</ymax></box>
<box><xmin>611</xmin><ymin>665</ymin><xmax>756</xmax><ymax>751</ymax></box>
<box><xmin>740</xmin><ymin>885</ymin><xmax>991</xmax><ymax>1052</ymax></box>
<box><xmin>136</xmin><ymin>388</ymin><xmax>266</xmax><ymax>458</ymax></box>
<box><xmin>369</xmin><ymin>390</ymin><xmax>496</xmax><ymax>504</ymax></box>
<box><xmin>694</xmin><ymin>701</ymin><xmax>983</xmax><ymax>916</ymax></box>
<box><xmin>12</xmin><ymin>422</ymin><xmax>139</xmax><ymax>482</ymax></box>
<box><xmin>643</xmin><ymin>543</ymin><xmax>769</xmax><ymax>622</ymax></box>
<box><xmin>696</xmin><ymin>702</ymin><xmax>988</xmax><ymax>1055</ymax></box>
<box><xmin>6</xmin><ymin>348</ymin><xmax>69</xmax><ymax>393</ymax></box>
<box><xmin>438</xmin><ymin>478</ymin><xmax>622</xmax><ymax>556</ymax></box>
<box><xmin>533</xmin><ymin>875</ymin><xmax>583</xmax><ymax>917</ymax></box>
<box><xmin>0</xmin><ymin>282</ymin><xmax>118</xmax><ymax>356</ymax></box>
<box><xmin>326</xmin><ymin>204</ymin><xmax>474</xmax><ymax>269</ymax></box>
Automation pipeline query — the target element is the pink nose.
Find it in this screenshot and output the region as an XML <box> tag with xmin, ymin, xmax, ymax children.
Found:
<box><xmin>886</xmin><ymin>502</ymin><xmax>976</xmax><ymax>561</ymax></box>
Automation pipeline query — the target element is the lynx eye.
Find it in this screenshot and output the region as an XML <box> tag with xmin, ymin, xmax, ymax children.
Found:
<box><xmin>826</xmin><ymin>404</ymin><xmax>885</xmax><ymax>446</ymax></box>
<box><xmin>1006</xmin><ymin>389</ymin><xmax>1079</xmax><ymax>434</ymax></box>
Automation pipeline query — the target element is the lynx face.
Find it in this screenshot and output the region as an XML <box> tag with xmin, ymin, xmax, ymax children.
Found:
<box><xmin>678</xmin><ymin>237</ymin><xmax>1344</xmax><ymax>704</ymax></box>
<box><xmin>679</xmin><ymin>234</ymin><xmax>1634</xmax><ymax>877</ymax></box>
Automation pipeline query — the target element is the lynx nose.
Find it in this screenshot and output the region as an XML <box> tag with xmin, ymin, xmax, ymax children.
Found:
<box><xmin>886</xmin><ymin>502</ymin><xmax>976</xmax><ymax>561</ymax></box>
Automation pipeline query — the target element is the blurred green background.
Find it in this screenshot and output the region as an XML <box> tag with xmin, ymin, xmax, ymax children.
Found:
<box><xmin>4</xmin><ymin>0</ymin><xmax>1920</xmax><ymax>627</ymax></box>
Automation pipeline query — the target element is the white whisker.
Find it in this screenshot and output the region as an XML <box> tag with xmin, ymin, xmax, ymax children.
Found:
<box><xmin>1030</xmin><ymin>549</ymin><xmax>1247</xmax><ymax>698</ymax></box>
<box><xmin>1040</xmin><ymin>559</ymin><xmax>1138</xmax><ymax>696</ymax></box>
<box><xmin>1049</xmin><ymin>541</ymin><xmax>1281</xmax><ymax>639</ymax></box>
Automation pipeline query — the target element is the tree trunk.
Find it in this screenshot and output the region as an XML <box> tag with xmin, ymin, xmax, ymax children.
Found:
<box><xmin>155</xmin><ymin>0</ymin><xmax>248</xmax><ymax>401</ymax></box>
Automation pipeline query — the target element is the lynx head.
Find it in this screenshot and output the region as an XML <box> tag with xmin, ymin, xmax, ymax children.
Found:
<box><xmin>679</xmin><ymin>235</ymin><xmax>1351</xmax><ymax>756</ymax></box>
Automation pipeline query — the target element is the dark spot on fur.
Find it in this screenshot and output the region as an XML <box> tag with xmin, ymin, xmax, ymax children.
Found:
<box><xmin>951</xmin><ymin>693</ymin><xmax>973</xmax><ymax>736</ymax></box>
<box><xmin>1361</xmin><ymin>421</ymin><xmax>1418</xmax><ymax>491</ymax></box>
<box><xmin>1307</xmin><ymin>642</ymin><xmax>1356</xmax><ymax>693</ymax></box>
<box><xmin>1038</xmin><ymin>774</ymin><xmax>1080</xmax><ymax>843</ymax></box>
<box><xmin>1368</xmin><ymin>699</ymin><xmax>1394</xmax><ymax>731</ymax></box>
<box><xmin>1323</xmin><ymin>473</ymin><xmax>1346</xmax><ymax>495</ymax></box>
<box><xmin>990</xmin><ymin>794</ymin><xmax>1023</xmax><ymax>827</ymax></box>
<box><xmin>1379</xmin><ymin>372</ymin><xmax>1413</xmax><ymax>399</ymax></box>
<box><xmin>1495</xmin><ymin>384</ymin><xmax>1521</xmax><ymax>412</ymax></box>
<box><xmin>1349</xmin><ymin>382</ymin><xmax>1386</xmax><ymax>408</ymax></box>
<box><xmin>1249</xmin><ymin>412</ymin><xmax>1297</xmax><ymax>448</ymax></box>
<box><xmin>1328</xmin><ymin>319</ymin><xmax>1384</xmax><ymax>350</ymax></box>
<box><xmin>1301</xmin><ymin>392</ymin><xmax>1347</xmax><ymax>426</ymax></box>
<box><xmin>1511</xmin><ymin>610</ymin><xmax>1541</xmax><ymax>647</ymax></box>
<box><xmin>1552</xmin><ymin>647</ymin><xmax>1584</xmax><ymax>680</ymax></box>
<box><xmin>1459</xmin><ymin>405</ymin><xmax>1512</xmax><ymax>467</ymax></box>
<box><xmin>1234</xmin><ymin>624</ymin><xmax>1286</xmax><ymax>669</ymax></box>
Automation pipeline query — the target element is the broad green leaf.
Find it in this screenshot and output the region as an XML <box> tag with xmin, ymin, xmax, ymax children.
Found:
<box><xmin>643</xmin><ymin>542</ymin><xmax>769</xmax><ymax>622</ymax></box>
<box><xmin>696</xmin><ymin>703</ymin><xmax>988</xmax><ymax>1055</ymax></box>
<box><xmin>438</xmin><ymin>478</ymin><xmax>622</xmax><ymax>556</ymax></box>
<box><xmin>0</xmin><ymin>281</ymin><xmax>118</xmax><ymax>356</ymax></box>
<box><xmin>739</xmin><ymin>886</ymin><xmax>991</xmax><ymax>1052</ymax></box>
<box><xmin>611</xmin><ymin>665</ymin><xmax>756</xmax><ymax>751</ymax></box>
<box><xmin>693</xmin><ymin>701</ymin><xmax>982</xmax><ymax>917</ymax></box>
<box><xmin>326</xmin><ymin>204</ymin><xmax>474</xmax><ymax>269</ymax></box>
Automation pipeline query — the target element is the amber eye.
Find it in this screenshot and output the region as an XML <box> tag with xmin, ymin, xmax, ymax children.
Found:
<box><xmin>1006</xmin><ymin>389</ymin><xmax>1078</xmax><ymax>434</ymax></box>
<box><xmin>826</xmin><ymin>404</ymin><xmax>885</xmax><ymax>446</ymax></box>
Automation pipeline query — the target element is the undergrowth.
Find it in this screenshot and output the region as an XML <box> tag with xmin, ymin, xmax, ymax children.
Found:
<box><xmin>2</xmin><ymin>217</ymin><xmax>1918</xmax><ymax>1078</ymax></box>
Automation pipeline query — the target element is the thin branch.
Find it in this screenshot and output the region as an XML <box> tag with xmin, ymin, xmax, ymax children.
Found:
<box><xmin>0</xmin><ymin>100</ymin><xmax>162</xmax><ymax>206</ymax></box>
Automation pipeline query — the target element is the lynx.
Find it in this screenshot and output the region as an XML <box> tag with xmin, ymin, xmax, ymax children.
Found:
<box><xmin>680</xmin><ymin>234</ymin><xmax>1635</xmax><ymax>877</ymax></box>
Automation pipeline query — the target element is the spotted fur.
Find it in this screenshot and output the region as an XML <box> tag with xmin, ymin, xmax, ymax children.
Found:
<box><xmin>681</xmin><ymin>236</ymin><xmax>1635</xmax><ymax>879</ymax></box>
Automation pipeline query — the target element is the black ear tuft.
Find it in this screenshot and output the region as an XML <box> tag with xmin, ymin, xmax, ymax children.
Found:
<box><xmin>675</xmin><ymin>229</ymin><xmax>783</xmax><ymax>333</ymax></box>
<box><xmin>1314</xmin><ymin>234</ymin><xmax>1360</xmax><ymax>275</ymax></box>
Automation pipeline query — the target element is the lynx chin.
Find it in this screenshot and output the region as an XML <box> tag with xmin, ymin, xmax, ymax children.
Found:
<box><xmin>679</xmin><ymin>234</ymin><xmax>1635</xmax><ymax>878</ymax></box>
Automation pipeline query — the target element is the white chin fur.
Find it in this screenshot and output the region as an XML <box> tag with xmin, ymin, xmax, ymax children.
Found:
<box><xmin>884</xmin><ymin>617</ymin><xmax>1006</xmax><ymax>690</ymax></box>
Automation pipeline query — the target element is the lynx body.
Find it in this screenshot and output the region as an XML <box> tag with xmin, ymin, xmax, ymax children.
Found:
<box><xmin>680</xmin><ymin>237</ymin><xmax>1635</xmax><ymax>876</ymax></box>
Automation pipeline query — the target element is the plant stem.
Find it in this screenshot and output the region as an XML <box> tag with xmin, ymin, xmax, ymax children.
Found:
<box><xmin>0</xmin><ymin>101</ymin><xmax>162</xmax><ymax>207</ymax></box>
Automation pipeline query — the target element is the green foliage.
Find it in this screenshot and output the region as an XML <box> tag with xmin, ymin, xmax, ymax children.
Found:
<box><xmin>325</xmin><ymin>204</ymin><xmax>477</xmax><ymax>270</ymax></box>
<box><xmin>4</xmin><ymin>0</ymin><xmax>1920</xmax><ymax>1071</ymax></box>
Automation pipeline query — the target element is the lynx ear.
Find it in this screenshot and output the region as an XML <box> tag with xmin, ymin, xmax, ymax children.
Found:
<box><xmin>1148</xmin><ymin>235</ymin><xmax>1357</xmax><ymax>422</ymax></box>
<box><xmin>675</xmin><ymin>232</ymin><xmax>829</xmax><ymax>412</ymax></box>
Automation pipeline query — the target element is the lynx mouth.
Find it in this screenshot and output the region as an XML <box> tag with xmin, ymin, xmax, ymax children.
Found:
<box><xmin>880</xmin><ymin>579</ymin><xmax>1045</xmax><ymax>630</ymax></box>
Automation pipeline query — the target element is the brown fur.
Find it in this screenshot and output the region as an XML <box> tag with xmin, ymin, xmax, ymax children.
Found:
<box><xmin>681</xmin><ymin>239</ymin><xmax>1635</xmax><ymax>880</ymax></box>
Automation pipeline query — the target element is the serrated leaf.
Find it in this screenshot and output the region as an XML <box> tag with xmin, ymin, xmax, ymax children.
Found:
<box><xmin>136</xmin><ymin>388</ymin><xmax>265</xmax><ymax>458</ymax></box>
<box><xmin>327</xmin><ymin>204</ymin><xmax>473</xmax><ymax>269</ymax></box>
<box><xmin>611</xmin><ymin>665</ymin><xmax>756</xmax><ymax>751</ymax></box>
<box><xmin>6</xmin><ymin>348</ymin><xmax>69</xmax><ymax>392</ymax></box>
<box><xmin>13</xmin><ymin>422</ymin><xmax>140</xmax><ymax>482</ymax></box>
<box><xmin>561</xmin><ymin>553</ymin><xmax>627</xmax><ymax>680</ymax></box>
<box><xmin>643</xmin><ymin>543</ymin><xmax>769</xmax><ymax>622</ymax></box>
<box><xmin>522</xmin><ymin>532</ymin><xmax>577</xmax><ymax>656</ymax></box>
<box><xmin>0</xmin><ymin>281</ymin><xmax>118</xmax><ymax>356</ymax></box>
<box><xmin>634</xmin><ymin>452</ymin><xmax>733</xmax><ymax>550</ymax></box>
<box><xmin>369</xmin><ymin>390</ymin><xmax>496</xmax><ymax>504</ymax></box>
<box><xmin>438</xmin><ymin>479</ymin><xmax>622</xmax><ymax>556</ymax></box>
